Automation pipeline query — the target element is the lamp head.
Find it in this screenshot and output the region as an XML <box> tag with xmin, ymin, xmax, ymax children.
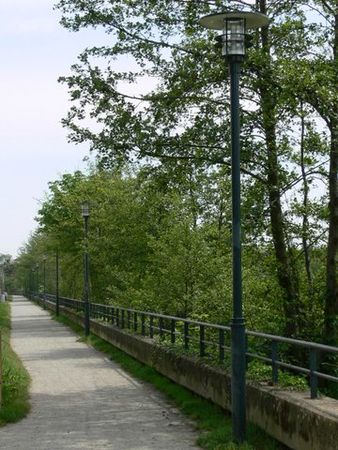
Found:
<box><xmin>200</xmin><ymin>11</ymin><xmax>269</xmax><ymax>59</ymax></box>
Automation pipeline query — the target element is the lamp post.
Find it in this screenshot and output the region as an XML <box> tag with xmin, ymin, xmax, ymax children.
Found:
<box><xmin>29</xmin><ymin>268</ymin><xmax>33</xmax><ymax>299</ymax></box>
<box><xmin>43</xmin><ymin>256</ymin><xmax>47</xmax><ymax>310</ymax></box>
<box><xmin>56</xmin><ymin>249</ymin><xmax>60</xmax><ymax>317</ymax></box>
<box><xmin>36</xmin><ymin>263</ymin><xmax>39</xmax><ymax>299</ymax></box>
<box><xmin>200</xmin><ymin>10</ymin><xmax>269</xmax><ymax>443</ymax></box>
<box><xmin>81</xmin><ymin>201</ymin><xmax>90</xmax><ymax>336</ymax></box>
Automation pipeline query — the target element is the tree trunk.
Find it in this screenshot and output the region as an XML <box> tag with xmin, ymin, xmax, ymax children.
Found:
<box><xmin>324</xmin><ymin>11</ymin><xmax>338</xmax><ymax>345</ymax></box>
<box><xmin>300</xmin><ymin>106</ymin><xmax>313</xmax><ymax>298</ymax></box>
<box><xmin>259</xmin><ymin>0</ymin><xmax>300</xmax><ymax>337</ymax></box>
<box><xmin>265</xmin><ymin>117</ymin><xmax>300</xmax><ymax>337</ymax></box>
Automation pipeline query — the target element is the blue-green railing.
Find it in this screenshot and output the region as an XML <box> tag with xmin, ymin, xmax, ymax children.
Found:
<box><xmin>33</xmin><ymin>292</ymin><xmax>338</xmax><ymax>399</ymax></box>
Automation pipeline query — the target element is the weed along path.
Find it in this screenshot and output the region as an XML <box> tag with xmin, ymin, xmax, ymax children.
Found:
<box><xmin>1</xmin><ymin>296</ymin><xmax>199</xmax><ymax>450</ymax></box>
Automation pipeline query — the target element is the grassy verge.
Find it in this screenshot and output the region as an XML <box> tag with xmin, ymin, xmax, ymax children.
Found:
<box><xmin>53</xmin><ymin>312</ymin><xmax>285</xmax><ymax>450</ymax></box>
<box><xmin>0</xmin><ymin>302</ymin><xmax>30</xmax><ymax>425</ymax></box>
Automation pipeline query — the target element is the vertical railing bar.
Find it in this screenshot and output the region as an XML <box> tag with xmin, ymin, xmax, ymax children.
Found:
<box><xmin>310</xmin><ymin>348</ymin><xmax>318</xmax><ymax>399</ymax></box>
<box><xmin>272</xmin><ymin>341</ymin><xmax>278</xmax><ymax>385</ymax></box>
<box><xmin>184</xmin><ymin>322</ymin><xmax>189</xmax><ymax>350</ymax></box>
<box><xmin>150</xmin><ymin>316</ymin><xmax>154</xmax><ymax>339</ymax></box>
<box><xmin>159</xmin><ymin>317</ymin><xmax>164</xmax><ymax>339</ymax></box>
<box><xmin>134</xmin><ymin>312</ymin><xmax>138</xmax><ymax>332</ymax></box>
<box><xmin>245</xmin><ymin>335</ymin><xmax>249</xmax><ymax>370</ymax></box>
<box><xmin>171</xmin><ymin>319</ymin><xmax>176</xmax><ymax>344</ymax></box>
<box><xmin>141</xmin><ymin>314</ymin><xmax>145</xmax><ymax>336</ymax></box>
<box><xmin>200</xmin><ymin>325</ymin><xmax>205</xmax><ymax>357</ymax></box>
<box><xmin>121</xmin><ymin>309</ymin><xmax>125</xmax><ymax>329</ymax></box>
<box><xmin>219</xmin><ymin>329</ymin><xmax>225</xmax><ymax>362</ymax></box>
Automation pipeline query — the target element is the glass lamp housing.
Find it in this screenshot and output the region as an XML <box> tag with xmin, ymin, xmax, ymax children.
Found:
<box><xmin>224</xmin><ymin>19</ymin><xmax>245</xmax><ymax>56</ymax></box>
<box><xmin>81</xmin><ymin>202</ymin><xmax>90</xmax><ymax>218</ymax></box>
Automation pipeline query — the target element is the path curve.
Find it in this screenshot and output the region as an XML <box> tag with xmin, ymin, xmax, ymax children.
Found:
<box><xmin>0</xmin><ymin>296</ymin><xmax>199</xmax><ymax>449</ymax></box>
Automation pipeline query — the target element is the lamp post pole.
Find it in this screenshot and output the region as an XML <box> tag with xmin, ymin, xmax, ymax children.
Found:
<box><xmin>229</xmin><ymin>51</ymin><xmax>246</xmax><ymax>443</ymax></box>
<box><xmin>43</xmin><ymin>256</ymin><xmax>47</xmax><ymax>310</ymax></box>
<box><xmin>56</xmin><ymin>249</ymin><xmax>60</xmax><ymax>317</ymax></box>
<box><xmin>29</xmin><ymin>269</ymin><xmax>33</xmax><ymax>299</ymax></box>
<box><xmin>36</xmin><ymin>264</ymin><xmax>39</xmax><ymax>300</ymax></box>
<box><xmin>200</xmin><ymin>10</ymin><xmax>269</xmax><ymax>443</ymax></box>
<box><xmin>82</xmin><ymin>202</ymin><xmax>90</xmax><ymax>336</ymax></box>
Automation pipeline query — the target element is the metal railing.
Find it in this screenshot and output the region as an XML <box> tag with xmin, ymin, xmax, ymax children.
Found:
<box><xmin>32</xmin><ymin>292</ymin><xmax>338</xmax><ymax>399</ymax></box>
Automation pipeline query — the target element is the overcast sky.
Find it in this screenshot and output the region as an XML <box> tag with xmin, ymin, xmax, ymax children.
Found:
<box><xmin>0</xmin><ymin>0</ymin><xmax>111</xmax><ymax>257</ymax></box>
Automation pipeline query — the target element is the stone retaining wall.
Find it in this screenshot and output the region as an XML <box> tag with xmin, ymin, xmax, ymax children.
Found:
<box><xmin>39</xmin><ymin>298</ymin><xmax>338</xmax><ymax>450</ymax></box>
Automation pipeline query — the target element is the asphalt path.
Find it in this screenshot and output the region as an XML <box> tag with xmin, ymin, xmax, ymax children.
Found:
<box><xmin>0</xmin><ymin>296</ymin><xmax>199</xmax><ymax>449</ymax></box>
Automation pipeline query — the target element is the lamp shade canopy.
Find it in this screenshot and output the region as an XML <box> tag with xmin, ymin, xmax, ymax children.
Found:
<box><xmin>200</xmin><ymin>11</ymin><xmax>269</xmax><ymax>31</ymax></box>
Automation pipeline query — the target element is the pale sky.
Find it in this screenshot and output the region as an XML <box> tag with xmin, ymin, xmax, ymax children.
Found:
<box><xmin>0</xmin><ymin>0</ymin><xmax>111</xmax><ymax>257</ymax></box>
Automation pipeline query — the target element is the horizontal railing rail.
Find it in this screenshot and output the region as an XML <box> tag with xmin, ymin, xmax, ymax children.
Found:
<box><xmin>31</xmin><ymin>292</ymin><xmax>338</xmax><ymax>399</ymax></box>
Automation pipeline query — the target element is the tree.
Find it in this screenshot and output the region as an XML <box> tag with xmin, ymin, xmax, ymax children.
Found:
<box><xmin>56</xmin><ymin>0</ymin><xmax>328</xmax><ymax>336</ymax></box>
<box><xmin>277</xmin><ymin>0</ymin><xmax>338</xmax><ymax>343</ymax></box>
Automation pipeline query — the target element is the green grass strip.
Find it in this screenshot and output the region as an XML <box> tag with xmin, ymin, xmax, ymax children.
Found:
<box><xmin>0</xmin><ymin>302</ymin><xmax>31</xmax><ymax>426</ymax></box>
<box><xmin>53</xmin><ymin>312</ymin><xmax>284</xmax><ymax>450</ymax></box>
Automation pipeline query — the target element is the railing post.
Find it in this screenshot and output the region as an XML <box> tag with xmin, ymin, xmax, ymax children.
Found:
<box><xmin>271</xmin><ymin>341</ymin><xmax>278</xmax><ymax>384</ymax></box>
<box><xmin>116</xmin><ymin>308</ymin><xmax>120</xmax><ymax>327</ymax></box>
<box><xmin>141</xmin><ymin>314</ymin><xmax>146</xmax><ymax>336</ymax></box>
<box><xmin>55</xmin><ymin>249</ymin><xmax>59</xmax><ymax>317</ymax></box>
<box><xmin>134</xmin><ymin>312</ymin><xmax>138</xmax><ymax>332</ymax></box>
<box><xmin>121</xmin><ymin>309</ymin><xmax>125</xmax><ymax>329</ymax></box>
<box><xmin>245</xmin><ymin>335</ymin><xmax>249</xmax><ymax>370</ymax></box>
<box><xmin>127</xmin><ymin>311</ymin><xmax>131</xmax><ymax>329</ymax></box>
<box><xmin>310</xmin><ymin>348</ymin><xmax>318</xmax><ymax>399</ymax></box>
<box><xmin>171</xmin><ymin>320</ymin><xmax>176</xmax><ymax>344</ymax></box>
<box><xmin>219</xmin><ymin>329</ymin><xmax>225</xmax><ymax>362</ymax></box>
<box><xmin>200</xmin><ymin>325</ymin><xmax>205</xmax><ymax>357</ymax></box>
<box><xmin>150</xmin><ymin>316</ymin><xmax>154</xmax><ymax>338</ymax></box>
<box><xmin>159</xmin><ymin>317</ymin><xmax>164</xmax><ymax>339</ymax></box>
<box><xmin>184</xmin><ymin>322</ymin><xmax>189</xmax><ymax>350</ymax></box>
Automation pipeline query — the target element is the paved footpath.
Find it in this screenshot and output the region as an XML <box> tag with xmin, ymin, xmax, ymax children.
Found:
<box><xmin>0</xmin><ymin>296</ymin><xmax>200</xmax><ymax>449</ymax></box>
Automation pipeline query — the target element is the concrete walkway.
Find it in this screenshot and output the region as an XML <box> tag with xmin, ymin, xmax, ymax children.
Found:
<box><xmin>0</xmin><ymin>296</ymin><xmax>200</xmax><ymax>449</ymax></box>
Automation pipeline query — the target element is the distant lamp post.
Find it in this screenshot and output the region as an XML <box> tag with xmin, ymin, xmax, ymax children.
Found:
<box><xmin>43</xmin><ymin>256</ymin><xmax>47</xmax><ymax>310</ymax></box>
<box><xmin>56</xmin><ymin>249</ymin><xmax>60</xmax><ymax>317</ymax></box>
<box><xmin>35</xmin><ymin>263</ymin><xmax>39</xmax><ymax>298</ymax></box>
<box><xmin>200</xmin><ymin>10</ymin><xmax>269</xmax><ymax>444</ymax></box>
<box><xmin>81</xmin><ymin>201</ymin><xmax>90</xmax><ymax>336</ymax></box>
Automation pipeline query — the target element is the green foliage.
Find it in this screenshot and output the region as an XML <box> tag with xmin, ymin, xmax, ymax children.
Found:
<box><xmin>15</xmin><ymin>163</ymin><xmax>333</xmax><ymax>345</ymax></box>
<box><xmin>50</xmin><ymin>0</ymin><xmax>338</xmax><ymax>343</ymax></box>
<box><xmin>247</xmin><ymin>361</ymin><xmax>308</xmax><ymax>391</ymax></box>
<box><xmin>17</xmin><ymin>168</ymin><xmax>298</xmax><ymax>335</ymax></box>
<box><xmin>0</xmin><ymin>302</ymin><xmax>30</xmax><ymax>425</ymax></box>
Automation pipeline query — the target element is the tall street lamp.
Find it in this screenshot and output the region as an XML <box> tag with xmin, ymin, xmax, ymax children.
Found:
<box><xmin>200</xmin><ymin>10</ymin><xmax>269</xmax><ymax>443</ymax></box>
<box><xmin>36</xmin><ymin>263</ymin><xmax>40</xmax><ymax>298</ymax></box>
<box><xmin>81</xmin><ymin>201</ymin><xmax>90</xmax><ymax>336</ymax></box>
<box><xmin>29</xmin><ymin>268</ymin><xmax>34</xmax><ymax>299</ymax></box>
<box><xmin>56</xmin><ymin>249</ymin><xmax>60</xmax><ymax>317</ymax></box>
<box><xmin>43</xmin><ymin>255</ymin><xmax>47</xmax><ymax>310</ymax></box>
